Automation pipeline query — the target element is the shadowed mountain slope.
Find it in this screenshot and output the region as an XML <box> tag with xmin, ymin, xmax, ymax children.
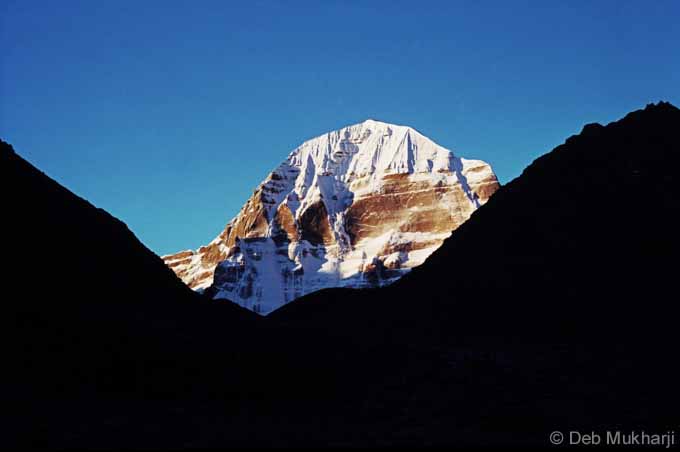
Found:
<box><xmin>5</xmin><ymin>102</ymin><xmax>680</xmax><ymax>447</ymax></box>
<box><xmin>2</xmin><ymin>139</ymin><xmax>417</xmax><ymax>447</ymax></box>
<box><xmin>2</xmin><ymin>140</ymin><xmax>252</xmax><ymax>317</ymax></box>
<box><xmin>262</xmin><ymin>102</ymin><xmax>680</xmax><ymax>444</ymax></box>
<box><xmin>2</xmin><ymin>139</ymin><xmax>265</xmax><ymax>402</ymax></box>
<box><xmin>271</xmin><ymin>102</ymin><xmax>680</xmax><ymax>341</ymax></box>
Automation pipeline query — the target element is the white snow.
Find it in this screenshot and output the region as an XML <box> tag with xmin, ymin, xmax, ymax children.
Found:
<box><xmin>166</xmin><ymin>119</ymin><xmax>497</xmax><ymax>315</ymax></box>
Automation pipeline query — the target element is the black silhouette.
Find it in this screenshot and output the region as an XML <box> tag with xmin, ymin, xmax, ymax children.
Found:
<box><xmin>4</xmin><ymin>102</ymin><xmax>679</xmax><ymax>447</ymax></box>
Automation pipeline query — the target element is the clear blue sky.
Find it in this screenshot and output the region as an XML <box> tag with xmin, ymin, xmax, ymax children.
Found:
<box><xmin>2</xmin><ymin>0</ymin><xmax>678</xmax><ymax>255</ymax></box>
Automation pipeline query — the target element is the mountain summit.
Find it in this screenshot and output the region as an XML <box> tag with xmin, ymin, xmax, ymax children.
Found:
<box><xmin>163</xmin><ymin>120</ymin><xmax>499</xmax><ymax>314</ymax></box>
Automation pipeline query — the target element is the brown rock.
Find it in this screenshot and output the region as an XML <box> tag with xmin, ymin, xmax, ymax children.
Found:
<box><xmin>298</xmin><ymin>201</ymin><xmax>335</xmax><ymax>246</ymax></box>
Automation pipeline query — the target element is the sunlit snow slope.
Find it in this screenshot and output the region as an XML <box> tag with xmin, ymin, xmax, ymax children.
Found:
<box><xmin>163</xmin><ymin>120</ymin><xmax>499</xmax><ymax>314</ymax></box>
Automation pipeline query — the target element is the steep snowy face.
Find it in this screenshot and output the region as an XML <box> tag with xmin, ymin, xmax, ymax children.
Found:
<box><xmin>163</xmin><ymin>120</ymin><xmax>499</xmax><ymax>314</ymax></box>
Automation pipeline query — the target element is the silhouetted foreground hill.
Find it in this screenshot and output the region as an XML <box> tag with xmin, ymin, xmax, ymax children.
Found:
<box><xmin>2</xmin><ymin>140</ymin><xmax>273</xmax><ymax>443</ymax></box>
<box><xmin>1</xmin><ymin>140</ymin><xmax>254</xmax><ymax>316</ymax></box>
<box><xmin>5</xmin><ymin>102</ymin><xmax>680</xmax><ymax>447</ymax></box>
<box><xmin>3</xmin><ymin>138</ymin><xmax>259</xmax><ymax>349</ymax></box>
<box><xmin>267</xmin><ymin>102</ymin><xmax>680</xmax><ymax>443</ymax></box>
<box><xmin>273</xmin><ymin>102</ymin><xmax>680</xmax><ymax>340</ymax></box>
<box><xmin>2</xmin><ymin>139</ymin><xmax>417</xmax><ymax>447</ymax></box>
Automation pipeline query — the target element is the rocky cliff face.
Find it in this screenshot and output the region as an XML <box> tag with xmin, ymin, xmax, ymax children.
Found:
<box><xmin>163</xmin><ymin>119</ymin><xmax>499</xmax><ymax>314</ymax></box>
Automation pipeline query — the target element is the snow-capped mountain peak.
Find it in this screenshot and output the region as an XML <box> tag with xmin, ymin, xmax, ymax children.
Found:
<box><xmin>287</xmin><ymin>119</ymin><xmax>454</xmax><ymax>180</ymax></box>
<box><xmin>163</xmin><ymin>120</ymin><xmax>500</xmax><ymax>314</ymax></box>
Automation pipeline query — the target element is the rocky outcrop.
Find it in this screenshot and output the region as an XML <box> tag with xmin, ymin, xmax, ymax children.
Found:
<box><xmin>162</xmin><ymin>119</ymin><xmax>500</xmax><ymax>314</ymax></box>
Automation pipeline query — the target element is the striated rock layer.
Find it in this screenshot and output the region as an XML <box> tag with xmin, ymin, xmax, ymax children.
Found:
<box><xmin>163</xmin><ymin>120</ymin><xmax>499</xmax><ymax>314</ymax></box>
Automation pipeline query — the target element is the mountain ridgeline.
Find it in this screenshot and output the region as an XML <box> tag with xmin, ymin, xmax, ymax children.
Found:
<box><xmin>272</xmin><ymin>102</ymin><xmax>680</xmax><ymax>339</ymax></box>
<box><xmin>5</xmin><ymin>102</ymin><xmax>680</xmax><ymax>447</ymax></box>
<box><xmin>163</xmin><ymin>119</ymin><xmax>499</xmax><ymax>314</ymax></box>
<box><xmin>3</xmin><ymin>138</ymin><xmax>256</xmax><ymax>405</ymax></box>
<box><xmin>3</xmin><ymin>139</ymin><xmax>341</xmax><ymax>446</ymax></box>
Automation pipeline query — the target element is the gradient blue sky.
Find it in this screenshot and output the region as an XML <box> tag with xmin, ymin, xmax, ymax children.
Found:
<box><xmin>2</xmin><ymin>0</ymin><xmax>678</xmax><ymax>255</ymax></box>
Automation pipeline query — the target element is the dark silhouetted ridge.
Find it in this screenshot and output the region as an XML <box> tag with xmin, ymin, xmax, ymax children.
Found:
<box><xmin>3</xmin><ymin>139</ymin><xmax>411</xmax><ymax>447</ymax></box>
<box><xmin>263</xmin><ymin>102</ymin><xmax>680</xmax><ymax>444</ymax></box>
<box><xmin>6</xmin><ymin>102</ymin><xmax>680</xmax><ymax>447</ymax></box>
<box><xmin>2</xmin><ymin>139</ymin><xmax>266</xmax><ymax>445</ymax></box>
<box><xmin>272</xmin><ymin>101</ymin><xmax>680</xmax><ymax>340</ymax></box>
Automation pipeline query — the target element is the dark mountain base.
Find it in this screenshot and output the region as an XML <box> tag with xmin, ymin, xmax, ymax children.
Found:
<box><xmin>4</xmin><ymin>102</ymin><xmax>680</xmax><ymax>448</ymax></box>
<box><xmin>9</xmin><ymin>338</ymin><xmax>676</xmax><ymax>447</ymax></box>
